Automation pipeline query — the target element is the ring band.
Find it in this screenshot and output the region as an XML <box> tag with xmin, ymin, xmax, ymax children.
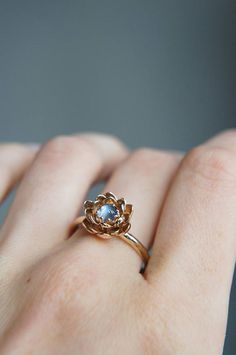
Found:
<box><xmin>72</xmin><ymin>192</ymin><xmax>150</xmax><ymax>267</ymax></box>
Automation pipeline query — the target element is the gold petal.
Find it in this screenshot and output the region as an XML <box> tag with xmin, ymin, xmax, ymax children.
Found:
<box><xmin>83</xmin><ymin>218</ymin><xmax>99</xmax><ymax>234</ymax></box>
<box><xmin>94</xmin><ymin>200</ymin><xmax>102</xmax><ymax>209</ymax></box>
<box><xmin>104</xmin><ymin>191</ymin><xmax>117</xmax><ymax>201</ymax></box>
<box><xmin>121</xmin><ymin>223</ymin><xmax>131</xmax><ymax>233</ymax></box>
<box><xmin>124</xmin><ymin>204</ymin><xmax>133</xmax><ymax>215</ymax></box>
<box><xmin>106</xmin><ymin>226</ymin><xmax>120</xmax><ymax>235</ymax></box>
<box><xmin>122</xmin><ymin>214</ymin><xmax>130</xmax><ymax>223</ymax></box>
<box><xmin>95</xmin><ymin>215</ymin><xmax>103</xmax><ymax>224</ymax></box>
<box><xmin>102</xmin><ymin>220</ymin><xmax>114</xmax><ymax>228</ymax></box>
<box><xmin>84</xmin><ymin>200</ymin><xmax>94</xmax><ymax>209</ymax></box>
<box><xmin>116</xmin><ymin>216</ymin><xmax>125</xmax><ymax>225</ymax></box>
<box><xmin>95</xmin><ymin>194</ymin><xmax>106</xmax><ymax>203</ymax></box>
<box><xmin>86</xmin><ymin>210</ymin><xmax>99</xmax><ymax>225</ymax></box>
<box><xmin>84</xmin><ymin>207</ymin><xmax>93</xmax><ymax>215</ymax></box>
<box><xmin>105</xmin><ymin>218</ymin><xmax>114</xmax><ymax>225</ymax></box>
<box><xmin>104</xmin><ymin>197</ymin><xmax>117</xmax><ymax>206</ymax></box>
<box><xmin>117</xmin><ymin>198</ymin><xmax>126</xmax><ymax>212</ymax></box>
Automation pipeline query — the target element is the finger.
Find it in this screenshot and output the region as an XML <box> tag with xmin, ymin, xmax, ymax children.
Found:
<box><xmin>0</xmin><ymin>134</ymin><xmax>128</xmax><ymax>269</ymax></box>
<box><xmin>147</xmin><ymin>130</ymin><xmax>236</xmax><ymax>323</ymax></box>
<box><xmin>205</xmin><ymin>129</ymin><xmax>236</xmax><ymax>149</ymax></box>
<box><xmin>72</xmin><ymin>148</ymin><xmax>181</xmax><ymax>274</ymax></box>
<box><xmin>0</xmin><ymin>143</ymin><xmax>39</xmax><ymax>203</ymax></box>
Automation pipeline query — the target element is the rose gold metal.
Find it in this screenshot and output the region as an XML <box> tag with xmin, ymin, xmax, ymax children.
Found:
<box><xmin>72</xmin><ymin>192</ymin><xmax>150</xmax><ymax>267</ymax></box>
<box><xmin>117</xmin><ymin>232</ymin><xmax>150</xmax><ymax>265</ymax></box>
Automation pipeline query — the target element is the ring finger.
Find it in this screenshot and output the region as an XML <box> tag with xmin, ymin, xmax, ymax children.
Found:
<box><xmin>72</xmin><ymin>148</ymin><xmax>182</xmax><ymax>274</ymax></box>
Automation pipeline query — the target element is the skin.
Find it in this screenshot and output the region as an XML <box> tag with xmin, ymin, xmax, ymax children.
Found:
<box><xmin>0</xmin><ymin>131</ymin><xmax>235</xmax><ymax>354</ymax></box>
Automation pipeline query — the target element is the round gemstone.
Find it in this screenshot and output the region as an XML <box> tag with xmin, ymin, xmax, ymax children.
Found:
<box><xmin>96</xmin><ymin>203</ymin><xmax>119</xmax><ymax>223</ymax></box>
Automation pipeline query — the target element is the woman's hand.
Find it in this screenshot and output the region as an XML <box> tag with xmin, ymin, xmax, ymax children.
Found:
<box><xmin>0</xmin><ymin>131</ymin><xmax>235</xmax><ymax>355</ymax></box>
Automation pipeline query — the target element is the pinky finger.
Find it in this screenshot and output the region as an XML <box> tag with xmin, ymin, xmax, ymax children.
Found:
<box><xmin>0</xmin><ymin>143</ymin><xmax>39</xmax><ymax>203</ymax></box>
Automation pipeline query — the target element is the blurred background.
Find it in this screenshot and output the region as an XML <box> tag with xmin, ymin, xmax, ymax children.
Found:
<box><xmin>0</xmin><ymin>0</ymin><xmax>235</xmax><ymax>353</ymax></box>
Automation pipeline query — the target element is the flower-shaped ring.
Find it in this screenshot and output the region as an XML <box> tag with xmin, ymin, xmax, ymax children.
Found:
<box><xmin>73</xmin><ymin>192</ymin><xmax>149</xmax><ymax>268</ymax></box>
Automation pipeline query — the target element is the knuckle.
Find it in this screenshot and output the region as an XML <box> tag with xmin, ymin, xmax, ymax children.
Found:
<box><xmin>128</xmin><ymin>147</ymin><xmax>176</xmax><ymax>172</ymax></box>
<box><xmin>40</xmin><ymin>135</ymin><xmax>98</xmax><ymax>166</ymax></box>
<box><xmin>103</xmin><ymin>134</ymin><xmax>127</xmax><ymax>154</ymax></box>
<box><xmin>217</xmin><ymin>128</ymin><xmax>236</xmax><ymax>139</ymax></box>
<box><xmin>104</xmin><ymin>133</ymin><xmax>126</xmax><ymax>147</ymax></box>
<box><xmin>44</xmin><ymin>135</ymin><xmax>87</xmax><ymax>156</ymax></box>
<box><xmin>41</xmin><ymin>135</ymin><xmax>78</xmax><ymax>162</ymax></box>
<box><xmin>183</xmin><ymin>145</ymin><xmax>236</xmax><ymax>190</ymax></box>
<box><xmin>132</xmin><ymin>147</ymin><xmax>165</xmax><ymax>161</ymax></box>
<box><xmin>82</xmin><ymin>132</ymin><xmax>126</xmax><ymax>151</ymax></box>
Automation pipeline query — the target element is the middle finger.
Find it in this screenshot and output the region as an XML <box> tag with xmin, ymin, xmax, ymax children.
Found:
<box><xmin>0</xmin><ymin>134</ymin><xmax>128</xmax><ymax>270</ymax></box>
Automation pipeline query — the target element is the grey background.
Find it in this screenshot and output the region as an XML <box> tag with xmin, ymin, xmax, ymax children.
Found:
<box><xmin>0</xmin><ymin>0</ymin><xmax>235</xmax><ymax>353</ymax></box>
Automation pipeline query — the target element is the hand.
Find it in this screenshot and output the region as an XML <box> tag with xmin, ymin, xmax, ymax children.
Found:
<box><xmin>0</xmin><ymin>131</ymin><xmax>235</xmax><ymax>355</ymax></box>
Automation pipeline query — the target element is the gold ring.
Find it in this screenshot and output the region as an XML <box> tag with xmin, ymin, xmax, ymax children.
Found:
<box><xmin>72</xmin><ymin>192</ymin><xmax>150</xmax><ymax>267</ymax></box>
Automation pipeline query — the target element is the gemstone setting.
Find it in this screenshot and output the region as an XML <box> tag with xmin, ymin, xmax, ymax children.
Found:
<box><xmin>82</xmin><ymin>192</ymin><xmax>133</xmax><ymax>237</ymax></box>
<box><xmin>96</xmin><ymin>203</ymin><xmax>119</xmax><ymax>223</ymax></box>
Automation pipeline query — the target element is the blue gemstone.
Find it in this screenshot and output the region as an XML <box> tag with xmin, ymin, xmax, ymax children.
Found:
<box><xmin>96</xmin><ymin>204</ymin><xmax>119</xmax><ymax>222</ymax></box>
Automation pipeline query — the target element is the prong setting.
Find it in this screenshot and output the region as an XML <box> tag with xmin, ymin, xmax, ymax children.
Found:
<box><xmin>82</xmin><ymin>192</ymin><xmax>133</xmax><ymax>237</ymax></box>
